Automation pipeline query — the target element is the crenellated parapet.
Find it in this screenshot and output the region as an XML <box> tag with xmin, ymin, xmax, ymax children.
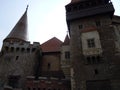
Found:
<box><xmin>1</xmin><ymin>41</ymin><xmax>41</xmax><ymax>55</ymax></box>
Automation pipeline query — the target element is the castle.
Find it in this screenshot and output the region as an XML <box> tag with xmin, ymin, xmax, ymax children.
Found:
<box><xmin>0</xmin><ymin>0</ymin><xmax>120</xmax><ymax>90</ymax></box>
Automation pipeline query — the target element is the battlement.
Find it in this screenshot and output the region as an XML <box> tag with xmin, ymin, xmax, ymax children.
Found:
<box><xmin>1</xmin><ymin>41</ymin><xmax>41</xmax><ymax>54</ymax></box>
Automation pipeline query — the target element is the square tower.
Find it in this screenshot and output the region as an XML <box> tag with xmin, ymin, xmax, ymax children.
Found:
<box><xmin>66</xmin><ymin>0</ymin><xmax>120</xmax><ymax>90</ymax></box>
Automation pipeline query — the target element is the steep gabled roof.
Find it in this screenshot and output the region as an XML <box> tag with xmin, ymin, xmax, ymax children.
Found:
<box><xmin>4</xmin><ymin>8</ymin><xmax>28</xmax><ymax>41</ymax></box>
<box><xmin>41</xmin><ymin>37</ymin><xmax>63</xmax><ymax>52</ymax></box>
<box><xmin>62</xmin><ymin>34</ymin><xmax>70</xmax><ymax>46</ymax></box>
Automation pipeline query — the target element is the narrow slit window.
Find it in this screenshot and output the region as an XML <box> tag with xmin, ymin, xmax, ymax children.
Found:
<box><xmin>47</xmin><ymin>63</ymin><xmax>51</xmax><ymax>70</ymax></box>
<box><xmin>16</xmin><ymin>56</ymin><xmax>19</xmax><ymax>60</ymax></box>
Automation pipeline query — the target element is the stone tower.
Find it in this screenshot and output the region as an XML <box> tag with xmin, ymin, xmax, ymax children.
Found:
<box><xmin>0</xmin><ymin>8</ymin><xmax>41</xmax><ymax>90</ymax></box>
<box><xmin>66</xmin><ymin>0</ymin><xmax>120</xmax><ymax>90</ymax></box>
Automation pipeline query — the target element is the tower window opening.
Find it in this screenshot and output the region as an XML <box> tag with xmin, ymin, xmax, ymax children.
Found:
<box><xmin>79</xmin><ymin>4</ymin><xmax>85</xmax><ymax>10</ymax></box>
<box><xmin>86</xmin><ymin>55</ymin><xmax>101</xmax><ymax>64</ymax></box>
<box><xmin>86</xmin><ymin>2</ymin><xmax>92</xmax><ymax>7</ymax></box>
<box><xmin>27</xmin><ymin>48</ymin><xmax>30</xmax><ymax>52</ymax></box>
<box><xmin>32</xmin><ymin>48</ymin><xmax>36</xmax><ymax>52</ymax></box>
<box><xmin>16</xmin><ymin>47</ymin><xmax>19</xmax><ymax>52</ymax></box>
<box><xmin>97</xmin><ymin>55</ymin><xmax>101</xmax><ymax>63</ymax></box>
<box><xmin>8</xmin><ymin>75</ymin><xmax>20</xmax><ymax>88</ymax></box>
<box><xmin>73</xmin><ymin>6</ymin><xmax>78</xmax><ymax>11</ymax></box>
<box><xmin>21</xmin><ymin>48</ymin><xmax>25</xmax><ymax>52</ymax></box>
<box><xmin>43</xmin><ymin>88</ymin><xmax>46</xmax><ymax>90</ymax></box>
<box><xmin>95</xmin><ymin>21</ymin><xmax>101</xmax><ymax>27</ymax></box>
<box><xmin>66</xmin><ymin>7</ymin><xmax>71</xmax><ymax>12</ymax></box>
<box><xmin>92</xmin><ymin>56</ymin><xmax>95</xmax><ymax>63</ymax></box>
<box><xmin>47</xmin><ymin>63</ymin><xmax>51</xmax><ymax>71</ymax></box>
<box><xmin>28</xmin><ymin>87</ymin><xmax>31</xmax><ymax>90</ymax></box>
<box><xmin>86</xmin><ymin>56</ymin><xmax>91</xmax><ymax>64</ymax></box>
<box><xmin>78</xmin><ymin>24</ymin><xmax>83</xmax><ymax>29</ymax></box>
<box><xmin>33</xmin><ymin>88</ymin><xmax>36</xmax><ymax>90</ymax></box>
<box><xmin>16</xmin><ymin>56</ymin><xmax>19</xmax><ymax>60</ymax></box>
<box><xmin>11</xmin><ymin>47</ymin><xmax>14</xmax><ymax>52</ymax></box>
<box><xmin>53</xmin><ymin>89</ymin><xmax>56</xmax><ymax>90</ymax></box>
<box><xmin>94</xmin><ymin>69</ymin><xmax>99</xmax><ymax>75</ymax></box>
<box><xmin>5</xmin><ymin>46</ymin><xmax>9</xmax><ymax>51</ymax></box>
<box><xmin>48</xmin><ymin>88</ymin><xmax>51</xmax><ymax>90</ymax></box>
<box><xmin>87</xmin><ymin>38</ymin><xmax>95</xmax><ymax>48</ymax></box>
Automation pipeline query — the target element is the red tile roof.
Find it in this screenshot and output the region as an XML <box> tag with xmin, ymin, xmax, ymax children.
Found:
<box><xmin>41</xmin><ymin>37</ymin><xmax>63</xmax><ymax>52</ymax></box>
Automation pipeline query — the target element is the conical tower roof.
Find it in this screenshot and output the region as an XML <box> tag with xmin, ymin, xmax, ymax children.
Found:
<box><xmin>62</xmin><ymin>34</ymin><xmax>70</xmax><ymax>45</ymax></box>
<box><xmin>4</xmin><ymin>8</ymin><xmax>28</xmax><ymax>42</ymax></box>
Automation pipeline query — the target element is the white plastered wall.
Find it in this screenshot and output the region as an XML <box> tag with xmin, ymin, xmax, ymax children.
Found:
<box><xmin>81</xmin><ymin>30</ymin><xmax>102</xmax><ymax>55</ymax></box>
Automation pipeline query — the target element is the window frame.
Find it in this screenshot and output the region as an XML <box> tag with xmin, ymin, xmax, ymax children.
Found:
<box><xmin>87</xmin><ymin>38</ymin><xmax>95</xmax><ymax>48</ymax></box>
<box><xmin>65</xmin><ymin>51</ymin><xmax>70</xmax><ymax>59</ymax></box>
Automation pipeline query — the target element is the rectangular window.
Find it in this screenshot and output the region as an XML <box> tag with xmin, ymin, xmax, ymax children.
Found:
<box><xmin>95</xmin><ymin>21</ymin><xmax>101</xmax><ymax>27</ymax></box>
<box><xmin>78</xmin><ymin>24</ymin><xmax>83</xmax><ymax>29</ymax></box>
<box><xmin>65</xmin><ymin>51</ymin><xmax>70</xmax><ymax>59</ymax></box>
<box><xmin>87</xmin><ymin>39</ymin><xmax>95</xmax><ymax>48</ymax></box>
<box><xmin>86</xmin><ymin>55</ymin><xmax>101</xmax><ymax>64</ymax></box>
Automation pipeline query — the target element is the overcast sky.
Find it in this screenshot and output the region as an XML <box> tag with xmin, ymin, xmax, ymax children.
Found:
<box><xmin>0</xmin><ymin>0</ymin><xmax>120</xmax><ymax>49</ymax></box>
